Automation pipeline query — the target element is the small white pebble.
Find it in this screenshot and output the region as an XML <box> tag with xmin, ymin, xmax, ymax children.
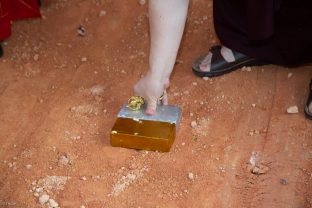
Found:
<box><xmin>73</xmin><ymin>135</ymin><xmax>81</xmax><ymax>140</ymax></box>
<box><xmin>81</xmin><ymin>206</ymin><xmax>86</xmax><ymax>208</ymax></box>
<box><xmin>188</xmin><ymin>172</ymin><xmax>194</xmax><ymax>180</ymax></box>
<box><xmin>33</xmin><ymin>54</ymin><xmax>39</xmax><ymax>61</ymax></box>
<box><xmin>99</xmin><ymin>10</ymin><xmax>106</xmax><ymax>17</ymax></box>
<box><xmin>81</xmin><ymin>176</ymin><xmax>87</xmax><ymax>181</ymax></box>
<box><xmin>26</xmin><ymin>164</ymin><xmax>32</xmax><ymax>170</ymax></box>
<box><xmin>181</xmin><ymin>142</ymin><xmax>185</xmax><ymax>146</ymax></box>
<box><xmin>58</xmin><ymin>155</ymin><xmax>70</xmax><ymax>166</ymax></box>
<box><xmin>202</xmin><ymin>77</ymin><xmax>209</xmax><ymax>81</ymax></box>
<box><xmin>242</xmin><ymin>66</ymin><xmax>252</xmax><ymax>72</ymax></box>
<box><xmin>251</xmin><ymin>104</ymin><xmax>256</xmax><ymax>108</ymax></box>
<box><xmin>287</xmin><ymin>73</ymin><xmax>293</xmax><ymax>78</ymax></box>
<box><xmin>192</xmin><ymin>82</ymin><xmax>198</xmax><ymax>86</ymax></box>
<box><xmin>138</xmin><ymin>0</ymin><xmax>146</xmax><ymax>5</ymax></box>
<box><xmin>35</xmin><ymin>187</ymin><xmax>43</xmax><ymax>193</ymax></box>
<box><xmin>190</xmin><ymin>121</ymin><xmax>197</xmax><ymax>128</ymax></box>
<box><xmin>39</xmin><ymin>194</ymin><xmax>50</xmax><ymax>205</ymax></box>
<box><xmin>287</xmin><ymin>105</ymin><xmax>299</xmax><ymax>114</ymax></box>
<box><xmin>48</xmin><ymin>199</ymin><xmax>58</xmax><ymax>208</ymax></box>
<box><xmin>81</xmin><ymin>57</ymin><xmax>87</xmax><ymax>62</ymax></box>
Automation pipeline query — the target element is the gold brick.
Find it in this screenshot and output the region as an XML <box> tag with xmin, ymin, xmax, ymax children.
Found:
<box><xmin>110</xmin><ymin>117</ymin><xmax>176</xmax><ymax>152</ymax></box>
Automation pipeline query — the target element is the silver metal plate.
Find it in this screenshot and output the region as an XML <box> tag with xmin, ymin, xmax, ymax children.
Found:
<box><xmin>117</xmin><ymin>104</ymin><xmax>181</xmax><ymax>128</ymax></box>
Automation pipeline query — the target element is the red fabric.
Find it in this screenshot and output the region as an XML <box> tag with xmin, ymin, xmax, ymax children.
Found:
<box><xmin>0</xmin><ymin>0</ymin><xmax>41</xmax><ymax>40</ymax></box>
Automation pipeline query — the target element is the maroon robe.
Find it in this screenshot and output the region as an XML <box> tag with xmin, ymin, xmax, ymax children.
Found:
<box><xmin>0</xmin><ymin>0</ymin><xmax>41</xmax><ymax>40</ymax></box>
<box><xmin>214</xmin><ymin>0</ymin><xmax>312</xmax><ymax>66</ymax></box>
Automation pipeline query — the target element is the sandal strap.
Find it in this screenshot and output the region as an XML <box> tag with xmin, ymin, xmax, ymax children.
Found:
<box><xmin>304</xmin><ymin>79</ymin><xmax>312</xmax><ymax>118</ymax></box>
<box><xmin>210</xmin><ymin>46</ymin><xmax>251</xmax><ymax>72</ymax></box>
<box><xmin>192</xmin><ymin>45</ymin><xmax>268</xmax><ymax>78</ymax></box>
<box><xmin>307</xmin><ymin>79</ymin><xmax>312</xmax><ymax>105</ymax></box>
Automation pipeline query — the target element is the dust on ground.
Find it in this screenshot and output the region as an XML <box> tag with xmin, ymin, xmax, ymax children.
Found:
<box><xmin>0</xmin><ymin>0</ymin><xmax>311</xmax><ymax>207</ymax></box>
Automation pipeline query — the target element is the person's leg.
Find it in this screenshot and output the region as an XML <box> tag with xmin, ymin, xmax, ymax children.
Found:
<box><xmin>194</xmin><ymin>0</ymin><xmax>250</xmax><ymax>74</ymax></box>
<box><xmin>134</xmin><ymin>0</ymin><xmax>189</xmax><ymax>115</ymax></box>
<box><xmin>192</xmin><ymin>0</ymin><xmax>270</xmax><ymax>77</ymax></box>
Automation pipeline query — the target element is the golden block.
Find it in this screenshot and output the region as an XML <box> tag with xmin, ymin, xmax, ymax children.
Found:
<box><xmin>110</xmin><ymin>104</ymin><xmax>181</xmax><ymax>152</ymax></box>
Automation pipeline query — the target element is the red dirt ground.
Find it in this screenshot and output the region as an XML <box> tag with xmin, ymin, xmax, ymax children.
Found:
<box><xmin>0</xmin><ymin>0</ymin><xmax>311</xmax><ymax>207</ymax></box>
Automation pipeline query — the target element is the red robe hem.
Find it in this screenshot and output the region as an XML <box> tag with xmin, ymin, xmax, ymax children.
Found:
<box><xmin>0</xmin><ymin>0</ymin><xmax>41</xmax><ymax>40</ymax></box>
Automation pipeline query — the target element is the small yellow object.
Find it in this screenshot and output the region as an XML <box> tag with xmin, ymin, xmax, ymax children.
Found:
<box><xmin>127</xmin><ymin>96</ymin><xmax>145</xmax><ymax>111</ymax></box>
<box><xmin>159</xmin><ymin>94</ymin><xmax>164</xmax><ymax>101</ymax></box>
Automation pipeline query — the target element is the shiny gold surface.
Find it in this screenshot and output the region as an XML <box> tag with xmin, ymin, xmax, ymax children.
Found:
<box><xmin>110</xmin><ymin>117</ymin><xmax>176</xmax><ymax>152</ymax></box>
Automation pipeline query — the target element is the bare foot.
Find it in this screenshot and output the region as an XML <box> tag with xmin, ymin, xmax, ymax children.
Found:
<box><xmin>134</xmin><ymin>74</ymin><xmax>169</xmax><ymax>115</ymax></box>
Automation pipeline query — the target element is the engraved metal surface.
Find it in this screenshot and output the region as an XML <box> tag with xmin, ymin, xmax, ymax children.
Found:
<box><xmin>117</xmin><ymin>104</ymin><xmax>181</xmax><ymax>128</ymax></box>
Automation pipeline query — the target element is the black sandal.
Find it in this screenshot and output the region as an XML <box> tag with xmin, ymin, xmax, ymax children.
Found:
<box><xmin>304</xmin><ymin>79</ymin><xmax>312</xmax><ymax>120</ymax></box>
<box><xmin>192</xmin><ymin>45</ymin><xmax>268</xmax><ymax>77</ymax></box>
